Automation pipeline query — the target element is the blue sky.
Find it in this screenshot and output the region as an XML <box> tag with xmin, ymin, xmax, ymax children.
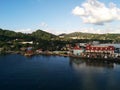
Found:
<box><xmin>0</xmin><ymin>0</ymin><xmax>120</xmax><ymax>34</ymax></box>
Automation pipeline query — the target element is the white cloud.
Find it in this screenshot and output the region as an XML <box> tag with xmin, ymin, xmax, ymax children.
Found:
<box><xmin>66</xmin><ymin>27</ymin><xmax>102</xmax><ymax>34</ymax></box>
<box><xmin>68</xmin><ymin>26</ymin><xmax>120</xmax><ymax>34</ymax></box>
<box><xmin>103</xmin><ymin>28</ymin><xmax>120</xmax><ymax>34</ymax></box>
<box><xmin>40</xmin><ymin>22</ymin><xmax>48</xmax><ymax>28</ymax></box>
<box><xmin>72</xmin><ymin>0</ymin><xmax>120</xmax><ymax>25</ymax></box>
<box><xmin>14</xmin><ymin>26</ymin><xmax>120</xmax><ymax>35</ymax></box>
<box><xmin>80</xmin><ymin>27</ymin><xmax>101</xmax><ymax>34</ymax></box>
<box><xmin>43</xmin><ymin>28</ymin><xmax>63</xmax><ymax>35</ymax></box>
<box><xmin>15</xmin><ymin>28</ymin><xmax>35</xmax><ymax>33</ymax></box>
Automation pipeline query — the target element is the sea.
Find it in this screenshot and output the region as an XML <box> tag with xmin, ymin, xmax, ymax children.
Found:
<box><xmin>0</xmin><ymin>54</ymin><xmax>120</xmax><ymax>90</ymax></box>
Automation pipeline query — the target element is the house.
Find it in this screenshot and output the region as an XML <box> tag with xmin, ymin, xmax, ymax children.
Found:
<box><xmin>24</xmin><ymin>47</ymin><xmax>33</xmax><ymax>56</ymax></box>
<box><xmin>20</xmin><ymin>41</ymin><xmax>33</xmax><ymax>44</ymax></box>
<box><xmin>73</xmin><ymin>45</ymin><xmax>84</xmax><ymax>56</ymax></box>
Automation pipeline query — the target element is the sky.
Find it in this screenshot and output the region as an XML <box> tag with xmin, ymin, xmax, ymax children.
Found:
<box><xmin>0</xmin><ymin>0</ymin><xmax>120</xmax><ymax>34</ymax></box>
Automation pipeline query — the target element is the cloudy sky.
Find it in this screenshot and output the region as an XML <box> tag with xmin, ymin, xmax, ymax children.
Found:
<box><xmin>0</xmin><ymin>0</ymin><xmax>120</xmax><ymax>34</ymax></box>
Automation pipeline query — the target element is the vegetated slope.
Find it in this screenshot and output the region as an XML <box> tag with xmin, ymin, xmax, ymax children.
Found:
<box><xmin>0</xmin><ymin>29</ymin><xmax>56</xmax><ymax>41</ymax></box>
<box><xmin>63</xmin><ymin>32</ymin><xmax>120</xmax><ymax>41</ymax></box>
<box><xmin>31</xmin><ymin>29</ymin><xmax>56</xmax><ymax>40</ymax></box>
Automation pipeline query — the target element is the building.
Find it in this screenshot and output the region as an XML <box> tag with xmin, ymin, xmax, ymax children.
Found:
<box><xmin>86</xmin><ymin>45</ymin><xmax>115</xmax><ymax>54</ymax></box>
<box><xmin>20</xmin><ymin>41</ymin><xmax>33</xmax><ymax>44</ymax></box>
<box><xmin>79</xmin><ymin>43</ymin><xmax>87</xmax><ymax>47</ymax></box>
<box><xmin>73</xmin><ymin>45</ymin><xmax>84</xmax><ymax>55</ymax></box>
<box><xmin>24</xmin><ymin>47</ymin><xmax>33</xmax><ymax>56</ymax></box>
<box><xmin>99</xmin><ymin>44</ymin><xmax>120</xmax><ymax>54</ymax></box>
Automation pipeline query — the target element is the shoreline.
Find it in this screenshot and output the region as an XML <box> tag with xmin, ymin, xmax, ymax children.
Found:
<box><xmin>1</xmin><ymin>51</ymin><xmax>120</xmax><ymax>63</ymax></box>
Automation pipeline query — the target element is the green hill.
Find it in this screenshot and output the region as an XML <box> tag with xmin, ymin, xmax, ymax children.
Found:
<box><xmin>0</xmin><ymin>29</ymin><xmax>56</xmax><ymax>41</ymax></box>
<box><xmin>0</xmin><ymin>28</ymin><xmax>120</xmax><ymax>42</ymax></box>
<box><xmin>63</xmin><ymin>32</ymin><xmax>120</xmax><ymax>42</ymax></box>
<box><xmin>31</xmin><ymin>29</ymin><xmax>56</xmax><ymax>40</ymax></box>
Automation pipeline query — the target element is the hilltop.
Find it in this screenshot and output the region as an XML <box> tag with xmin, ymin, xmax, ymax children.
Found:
<box><xmin>59</xmin><ymin>32</ymin><xmax>120</xmax><ymax>42</ymax></box>
<box><xmin>0</xmin><ymin>28</ymin><xmax>120</xmax><ymax>42</ymax></box>
<box><xmin>0</xmin><ymin>28</ymin><xmax>56</xmax><ymax>41</ymax></box>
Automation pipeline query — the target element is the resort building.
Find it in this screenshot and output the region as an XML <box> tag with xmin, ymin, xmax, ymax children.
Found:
<box><xmin>86</xmin><ymin>45</ymin><xmax>115</xmax><ymax>54</ymax></box>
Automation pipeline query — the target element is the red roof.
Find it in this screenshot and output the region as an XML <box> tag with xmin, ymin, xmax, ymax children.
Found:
<box><xmin>74</xmin><ymin>45</ymin><xmax>81</xmax><ymax>50</ymax></box>
<box><xmin>86</xmin><ymin>46</ymin><xmax>115</xmax><ymax>51</ymax></box>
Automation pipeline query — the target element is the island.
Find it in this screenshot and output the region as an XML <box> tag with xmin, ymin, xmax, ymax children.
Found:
<box><xmin>0</xmin><ymin>28</ymin><xmax>120</xmax><ymax>62</ymax></box>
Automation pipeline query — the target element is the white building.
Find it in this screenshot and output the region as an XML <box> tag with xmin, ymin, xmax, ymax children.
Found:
<box><xmin>20</xmin><ymin>41</ymin><xmax>33</xmax><ymax>44</ymax></box>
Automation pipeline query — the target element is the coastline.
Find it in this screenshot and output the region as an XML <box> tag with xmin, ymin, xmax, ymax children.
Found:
<box><xmin>1</xmin><ymin>50</ymin><xmax>120</xmax><ymax>63</ymax></box>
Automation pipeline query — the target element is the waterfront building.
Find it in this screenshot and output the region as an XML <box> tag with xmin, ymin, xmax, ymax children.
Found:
<box><xmin>73</xmin><ymin>45</ymin><xmax>84</xmax><ymax>56</ymax></box>
<box><xmin>86</xmin><ymin>45</ymin><xmax>115</xmax><ymax>54</ymax></box>
<box><xmin>99</xmin><ymin>44</ymin><xmax>120</xmax><ymax>54</ymax></box>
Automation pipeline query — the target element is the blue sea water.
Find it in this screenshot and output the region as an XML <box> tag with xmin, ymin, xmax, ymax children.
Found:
<box><xmin>0</xmin><ymin>54</ymin><xmax>120</xmax><ymax>90</ymax></box>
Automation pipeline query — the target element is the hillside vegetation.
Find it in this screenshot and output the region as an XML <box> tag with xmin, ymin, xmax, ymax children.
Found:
<box><xmin>0</xmin><ymin>28</ymin><xmax>120</xmax><ymax>43</ymax></box>
<box><xmin>63</xmin><ymin>32</ymin><xmax>120</xmax><ymax>42</ymax></box>
<box><xmin>0</xmin><ymin>29</ymin><xmax>56</xmax><ymax>41</ymax></box>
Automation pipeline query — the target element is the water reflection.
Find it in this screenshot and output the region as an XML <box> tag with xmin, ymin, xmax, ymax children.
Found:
<box><xmin>70</xmin><ymin>57</ymin><xmax>114</xmax><ymax>69</ymax></box>
<box><xmin>69</xmin><ymin>57</ymin><xmax>120</xmax><ymax>90</ymax></box>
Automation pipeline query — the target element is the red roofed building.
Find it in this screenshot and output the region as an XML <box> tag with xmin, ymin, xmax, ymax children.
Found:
<box><xmin>73</xmin><ymin>45</ymin><xmax>84</xmax><ymax>55</ymax></box>
<box><xmin>86</xmin><ymin>45</ymin><xmax>115</xmax><ymax>54</ymax></box>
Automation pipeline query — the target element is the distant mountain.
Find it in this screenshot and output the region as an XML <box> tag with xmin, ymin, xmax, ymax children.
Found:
<box><xmin>0</xmin><ymin>28</ymin><xmax>56</xmax><ymax>41</ymax></box>
<box><xmin>58</xmin><ymin>33</ymin><xmax>66</xmax><ymax>36</ymax></box>
<box><xmin>0</xmin><ymin>28</ymin><xmax>18</xmax><ymax>41</ymax></box>
<box><xmin>0</xmin><ymin>28</ymin><xmax>120</xmax><ymax>42</ymax></box>
<box><xmin>31</xmin><ymin>29</ymin><xmax>56</xmax><ymax>40</ymax></box>
<box><xmin>62</xmin><ymin>32</ymin><xmax>120</xmax><ymax>41</ymax></box>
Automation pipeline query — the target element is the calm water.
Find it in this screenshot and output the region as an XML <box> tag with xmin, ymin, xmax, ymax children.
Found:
<box><xmin>0</xmin><ymin>54</ymin><xmax>120</xmax><ymax>90</ymax></box>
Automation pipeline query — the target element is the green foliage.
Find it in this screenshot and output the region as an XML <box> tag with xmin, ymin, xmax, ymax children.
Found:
<box><xmin>31</xmin><ymin>29</ymin><xmax>56</xmax><ymax>40</ymax></box>
<box><xmin>0</xmin><ymin>28</ymin><xmax>120</xmax><ymax>53</ymax></box>
<box><xmin>0</xmin><ymin>28</ymin><xmax>58</xmax><ymax>51</ymax></box>
<box><xmin>63</xmin><ymin>32</ymin><xmax>120</xmax><ymax>42</ymax></box>
<box><xmin>0</xmin><ymin>29</ymin><xmax>56</xmax><ymax>42</ymax></box>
